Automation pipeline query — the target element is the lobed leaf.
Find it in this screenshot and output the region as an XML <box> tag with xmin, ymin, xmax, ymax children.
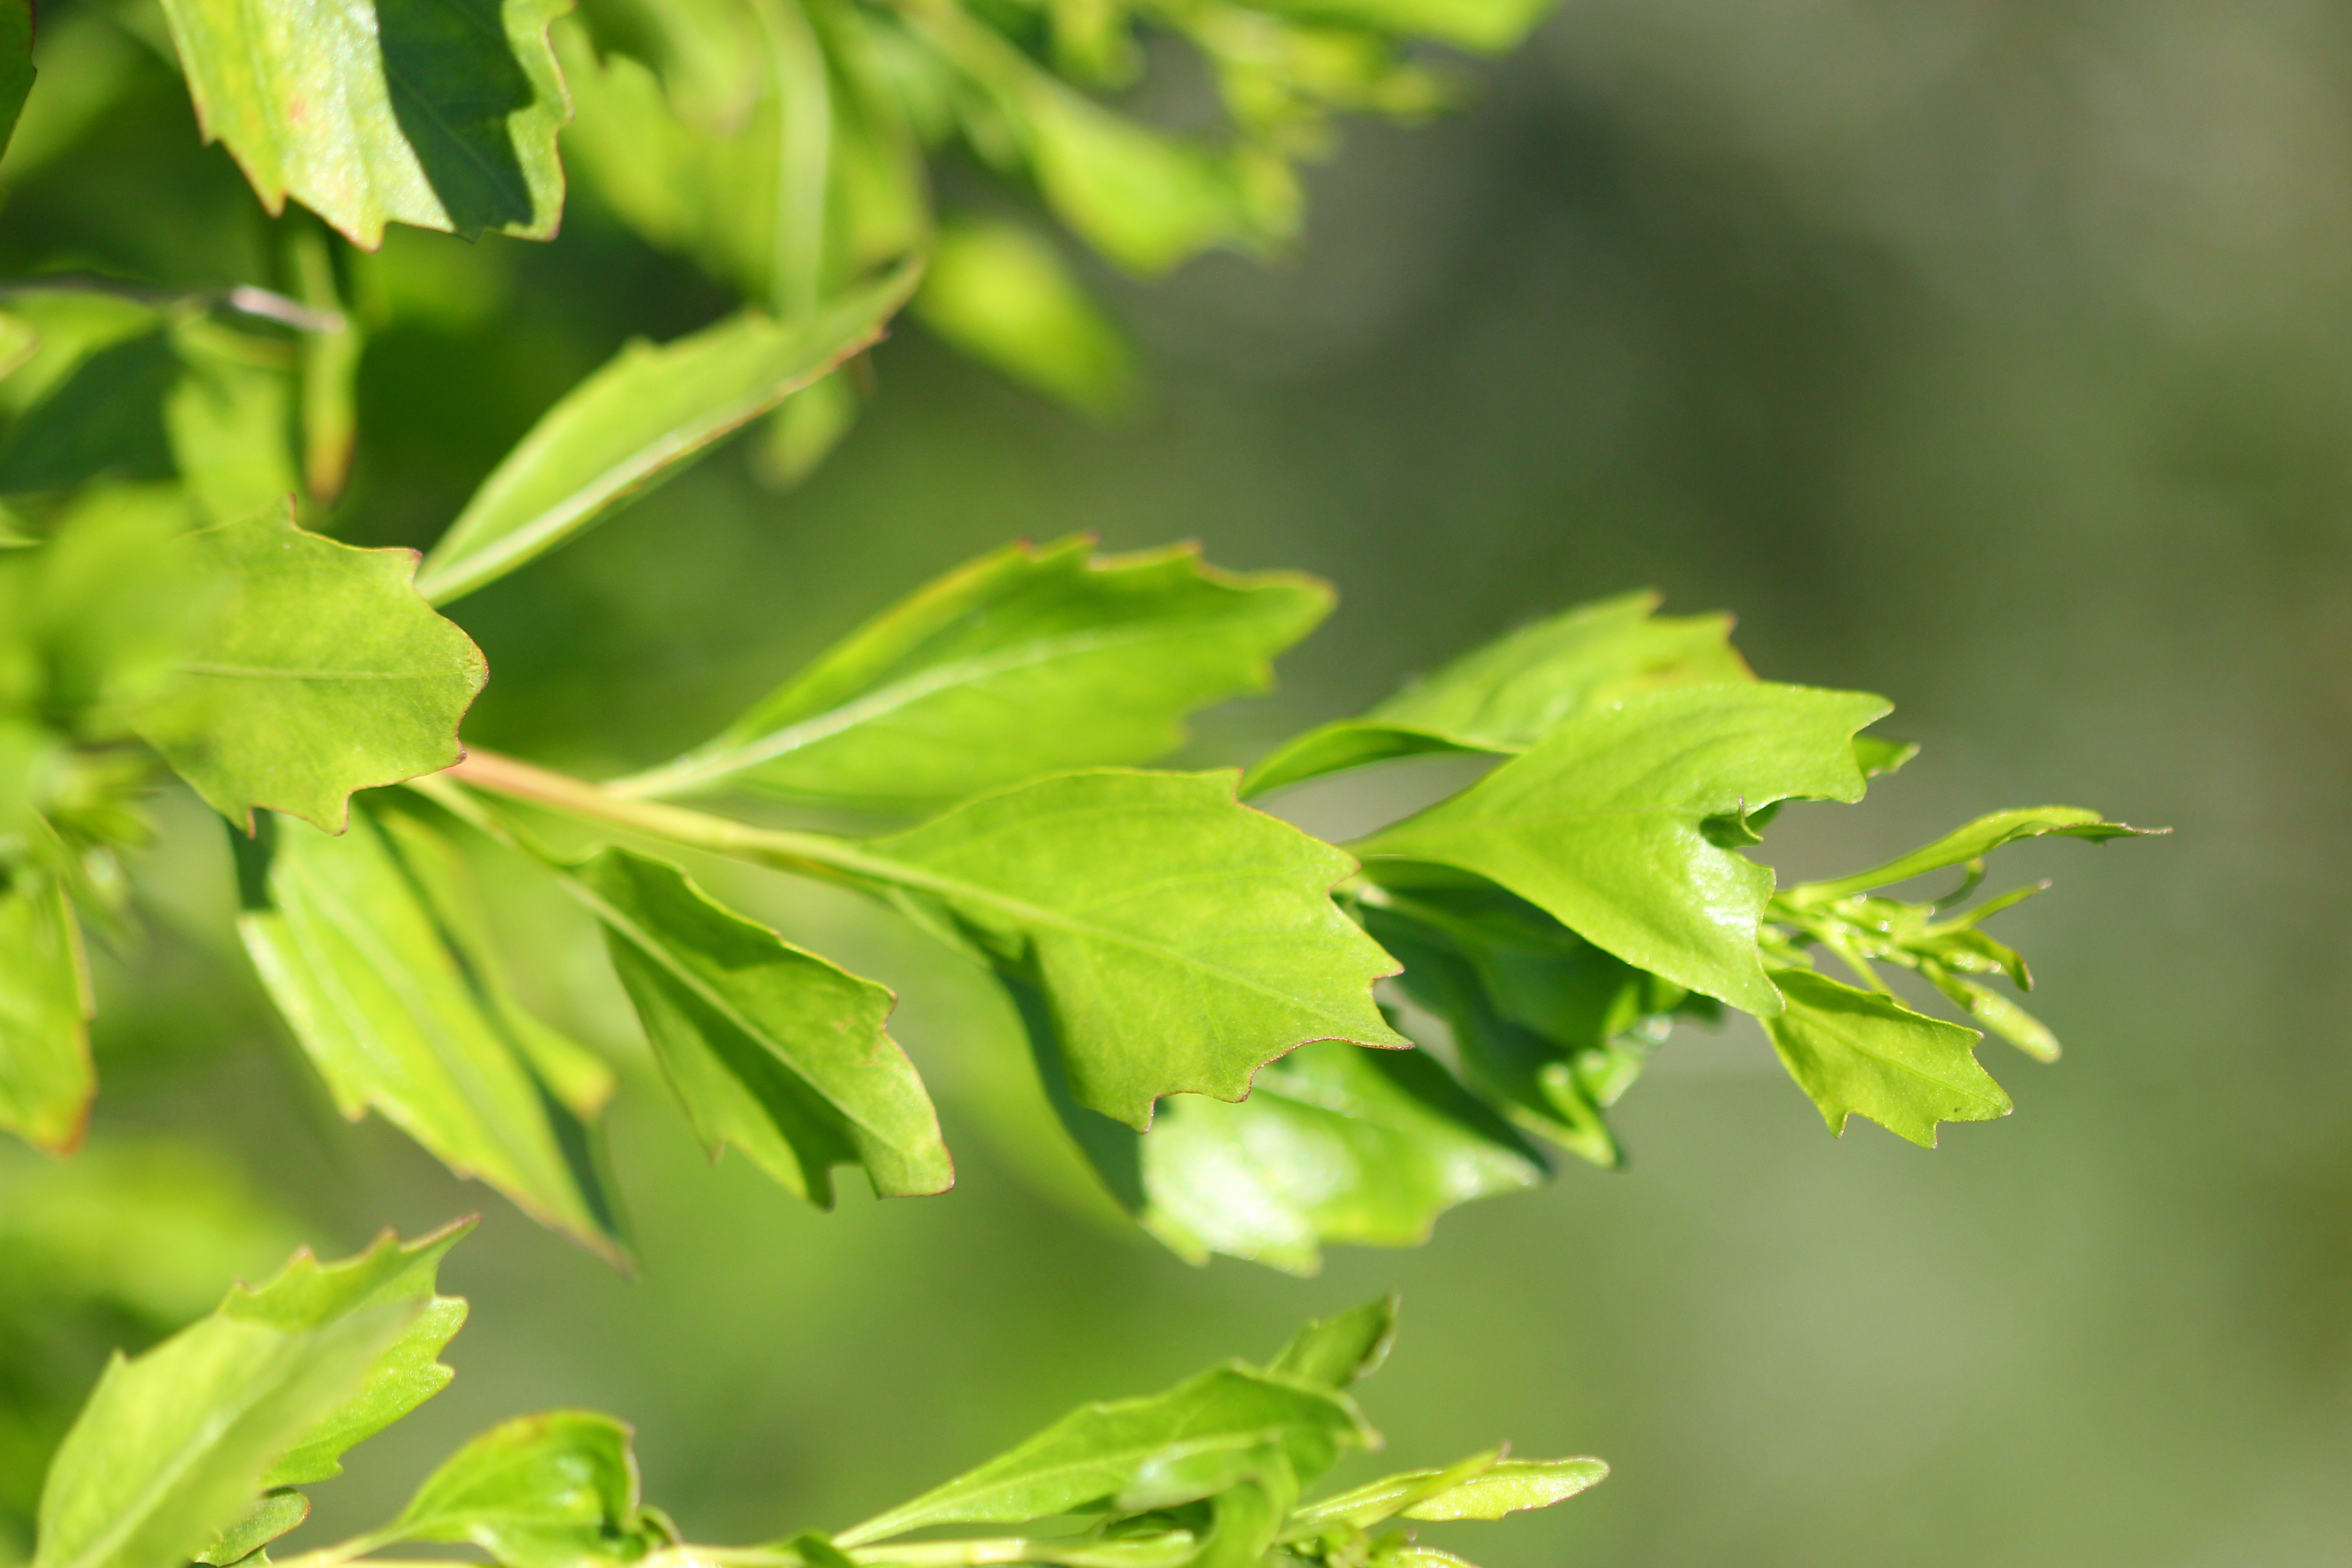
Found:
<box><xmin>154</xmin><ymin>0</ymin><xmax>570</xmax><ymax>247</ymax></box>
<box><xmin>569</xmin><ymin>845</ymin><xmax>952</xmax><ymax>1206</ymax></box>
<box><xmin>194</xmin><ymin>1490</ymin><xmax>307</xmax><ymax>1566</ymax></box>
<box><xmin>861</xmin><ymin>769</ymin><xmax>1407</xmax><ymax>1129</ymax></box>
<box><xmin>617</xmin><ymin>537</ymin><xmax>1330</xmax><ymax>807</ymax></box>
<box><xmin>1356</xmin><ymin>683</ymin><xmax>1889</xmax><ymax>1017</ymax></box>
<box><xmin>1762</xmin><ymin>967</ymin><xmax>2010</xmax><ymax>1147</ymax></box>
<box><xmin>1245</xmin><ymin>590</ymin><xmax>1750</xmax><ymax>796</ymax></box>
<box><xmin>239</xmin><ymin>808</ymin><xmax>624</xmax><ymax>1260</ymax></box>
<box><xmin>30</xmin><ymin>1301</ymin><xmax>414</xmax><ymax>1568</ymax></box>
<box><xmin>1248</xmin><ymin>0</ymin><xmax>1560</xmax><ymax>51</ymax></box>
<box><xmin>134</xmin><ymin>507</ymin><xmax>485</xmax><ymax>833</ymax></box>
<box><xmin>1135</xmin><ymin>1042</ymin><xmax>1548</xmax><ymax>1274</ymax></box>
<box><xmin>835</xmin><ymin>1364</ymin><xmax>1372</xmax><ymax>1545</ymax></box>
<box><xmin>219</xmin><ymin>1219</ymin><xmax>475</xmax><ymax>1487</ymax></box>
<box><xmin>387</xmin><ymin>1411</ymin><xmax>663</xmax><ymax>1568</ymax></box>
<box><xmin>414</xmin><ymin>271</ymin><xmax>917</xmax><ymax>606</ymax></box>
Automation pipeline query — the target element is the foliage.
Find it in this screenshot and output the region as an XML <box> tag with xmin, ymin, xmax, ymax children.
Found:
<box><xmin>26</xmin><ymin>1227</ymin><xmax>1600</xmax><ymax>1568</ymax></box>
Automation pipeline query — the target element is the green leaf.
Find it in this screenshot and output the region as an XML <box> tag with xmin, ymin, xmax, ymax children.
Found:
<box><xmin>1135</xmin><ymin>1042</ymin><xmax>1547</xmax><ymax>1273</ymax></box>
<box><xmin>238</xmin><ymin>809</ymin><xmax>625</xmax><ymax>1260</ymax></box>
<box><xmin>30</xmin><ymin>1298</ymin><xmax>416</xmax><ymax>1568</ymax></box>
<box><xmin>0</xmin><ymin>0</ymin><xmax>34</xmax><ymax>157</ymax></box>
<box><xmin>1355</xmin><ymin>684</ymin><xmax>1890</xmax><ymax>1016</ymax></box>
<box><xmin>164</xmin><ymin>315</ymin><xmax>301</xmax><ymax>524</ymax></box>
<box><xmin>1402</xmin><ymin>1456</ymin><xmax>1610</xmax><ymax>1520</ymax></box>
<box><xmin>154</xmin><ymin>0</ymin><xmax>571</xmax><ymax>246</ymax></box>
<box><xmin>414</xmin><ymin>270</ymin><xmax>918</xmax><ymax>605</ymax></box>
<box><xmin>133</xmin><ymin>507</ymin><xmax>485</xmax><ymax>833</ymax></box>
<box><xmin>834</xmin><ymin>1363</ymin><xmax>1372</xmax><ymax>1546</ymax></box>
<box><xmin>1762</xmin><ymin>967</ymin><xmax>2010</xmax><ymax>1147</ymax></box>
<box><xmin>1244</xmin><ymin>0</ymin><xmax>1558</xmax><ymax>51</ymax></box>
<box><xmin>289</xmin><ymin>228</ymin><xmax>363</xmax><ymax>505</ymax></box>
<box><xmin>915</xmin><ymin>219</ymin><xmax>1137</xmax><ymax>417</ymax></box>
<box><xmin>567</xmin><ymin>845</ymin><xmax>953</xmax><ymax>1206</ymax></box>
<box><xmin>386</xmin><ymin>1411</ymin><xmax>663</xmax><ymax>1568</ymax></box>
<box><xmin>1268</xmin><ymin>1295</ymin><xmax>1397</xmax><ymax>1388</ymax></box>
<box><xmin>0</xmin><ymin>486</ymin><xmax>214</xmax><ymax>740</ymax></box>
<box><xmin>1781</xmin><ymin>806</ymin><xmax>2163</xmax><ymax>906</ymax></box>
<box><xmin>861</xmin><ymin>769</ymin><xmax>1407</xmax><ymax>1129</ymax></box>
<box><xmin>1018</xmin><ymin>83</ymin><xmax>1272</xmax><ymax>274</ymax></box>
<box><xmin>1852</xmin><ymin>733</ymin><xmax>1918</xmax><ymax>778</ymax></box>
<box><xmin>194</xmin><ymin>1490</ymin><xmax>307</xmax><ymax>1566</ymax></box>
<box><xmin>617</xmin><ymin>537</ymin><xmax>1331</xmax><ymax>807</ymax></box>
<box><xmin>218</xmin><ymin>1219</ymin><xmax>475</xmax><ymax>1486</ymax></box>
<box><xmin>1244</xmin><ymin>590</ymin><xmax>1749</xmax><ymax>796</ymax></box>
<box><xmin>0</xmin><ymin>872</ymin><xmax>93</xmax><ymax>1154</ymax></box>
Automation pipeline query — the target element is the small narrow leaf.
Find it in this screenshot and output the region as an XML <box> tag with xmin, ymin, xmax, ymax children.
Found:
<box><xmin>568</xmin><ymin>845</ymin><xmax>952</xmax><ymax>1206</ymax></box>
<box><xmin>387</xmin><ymin>1411</ymin><xmax>662</xmax><ymax>1568</ymax></box>
<box><xmin>415</xmin><ymin>272</ymin><xmax>917</xmax><ymax>605</ymax></box>
<box><xmin>133</xmin><ymin>507</ymin><xmax>485</xmax><ymax>833</ymax></box>
<box><xmin>1137</xmin><ymin>1042</ymin><xmax>1547</xmax><ymax>1274</ymax></box>
<box><xmin>0</xmin><ymin>873</ymin><xmax>93</xmax><ymax>1153</ymax></box>
<box><xmin>617</xmin><ymin>537</ymin><xmax>1330</xmax><ymax>807</ymax></box>
<box><xmin>1268</xmin><ymin>1295</ymin><xmax>1398</xmax><ymax>1389</ymax></box>
<box><xmin>30</xmin><ymin>1300</ymin><xmax>414</xmax><ymax>1568</ymax></box>
<box><xmin>1356</xmin><ymin>684</ymin><xmax>1889</xmax><ymax>1016</ymax></box>
<box><xmin>1783</xmin><ymin>807</ymin><xmax>2163</xmax><ymax>906</ymax></box>
<box><xmin>1401</xmin><ymin>1456</ymin><xmax>1611</xmax><ymax>1520</ymax></box>
<box><xmin>915</xmin><ymin>220</ymin><xmax>1137</xmax><ymax>416</ymax></box>
<box><xmin>220</xmin><ymin>1220</ymin><xmax>475</xmax><ymax>1486</ymax></box>
<box><xmin>1245</xmin><ymin>590</ymin><xmax>1749</xmax><ymax>796</ymax></box>
<box><xmin>1763</xmin><ymin>967</ymin><xmax>2010</xmax><ymax>1147</ymax></box>
<box><xmin>239</xmin><ymin>810</ymin><xmax>624</xmax><ymax>1260</ymax></box>
<box><xmin>862</xmin><ymin>769</ymin><xmax>1406</xmax><ymax>1129</ymax></box>
<box><xmin>835</xmin><ymin>1365</ymin><xmax>1371</xmax><ymax>1546</ymax></box>
<box><xmin>154</xmin><ymin>0</ymin><xmax>571</xmax><ymax>246</ymax></box>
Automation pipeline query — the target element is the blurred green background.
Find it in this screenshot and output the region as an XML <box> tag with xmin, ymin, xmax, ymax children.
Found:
<box><xmin>5</xmin><ymin>0</ymin><xmax>2347</xmax><ymax>1562</ymax></box>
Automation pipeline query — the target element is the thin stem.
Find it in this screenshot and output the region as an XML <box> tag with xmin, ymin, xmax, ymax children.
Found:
<box><xmin>441</xmin><ymin>748</ymin><xmax>862</xmax><ymax>886</ymax></box>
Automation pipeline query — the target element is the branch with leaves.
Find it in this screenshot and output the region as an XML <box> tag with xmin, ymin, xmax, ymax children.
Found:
<box><xmin>28</xmin><ymin>1222</ymin><xmax>1600</xmax><ymax>1568</ymax></box>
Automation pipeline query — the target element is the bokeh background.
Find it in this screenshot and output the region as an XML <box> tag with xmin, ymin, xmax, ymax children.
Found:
<box><xmin>5</xmin><ymin>0</ymin><xmax>2349</xmax><ymax>1562</ymax></box>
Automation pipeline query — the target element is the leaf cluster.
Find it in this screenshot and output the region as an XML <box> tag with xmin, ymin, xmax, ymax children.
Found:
<box><xmin>27</xmin><ymin>1227</ymin><xmax>1598</xmax><ymax>1568</ymax></box>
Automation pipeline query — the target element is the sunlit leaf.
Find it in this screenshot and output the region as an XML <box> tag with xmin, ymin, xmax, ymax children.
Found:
<box><xmin>238</xmin><ymin>809</ymin><xmax>624</xmax><ymax>1259</ymax></box>
<box><xmin>618</xmin><ymin>537</ymin><xmax>1329</xmax><ymax>807</ymax></box>
<box><xmin>1245</xmin><ymin>590</ymin><xmax>1749</xmax><ymax>796</ymax></box>
<box><xmin>1134</xmin><ymin>1041</ymin><xmax>1546</xmax><ymax>1273</ymax></box>
<box><xmin>134</xmin><ymin>507</ymin><xmax>485</xmax><ymax>833</ymax></box>
<box><xmin>386</xmin><ymin>1411</ymin><xmax>662</xmax><ymax>1568</ymax></box>
<box><xmin>30</xmin><ymin>1297</ymin><xmax>414</xmax><ymax>1568</ymax></box>
<box><xmin>1781</xmin><ymin>806</ymin><xmax>2163</xmax><ymax>906</ymax></box>
<box><xmin>862</xmin><ymin>769</ymin><xmax>1406</xmax><ymax>1129</ymax></box>
<box><xmin>154</xmin><ymin>0</ymin><xmax>571</xmax><ymax>246</ymax></box>
<box><xmin>568</xmin><ymin>845</ymin><xmax>952</xmax><ymax>1206</ymax></box>
<box><xmin>414</xmin><ymin>270</ymin><xmax>916</xmax><ymax>605</ymax></box>
<box><xmin>194</xmin><ymin>1490</ymin><xmax>306</xmax><ymax>1566</ymax></box>
<box><xmin>1763</xmin><ymin>967</ymin><xmax>2009</xmax><ymax>1147</ymax></box>
<box><xmin>220</xmin><ymin>1219</ymin><xmax>475</xmax><ymax>1486</ymax></box>
<box><xmin>1356</xmin><ymin>684</ymin><xmax>1889</xmax><ymax>1016</ymax></box>
<box><xmin>835</xmin><ymin>1362</ymin><xmax>1371</xmax><ymax>1545</ymax></box>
